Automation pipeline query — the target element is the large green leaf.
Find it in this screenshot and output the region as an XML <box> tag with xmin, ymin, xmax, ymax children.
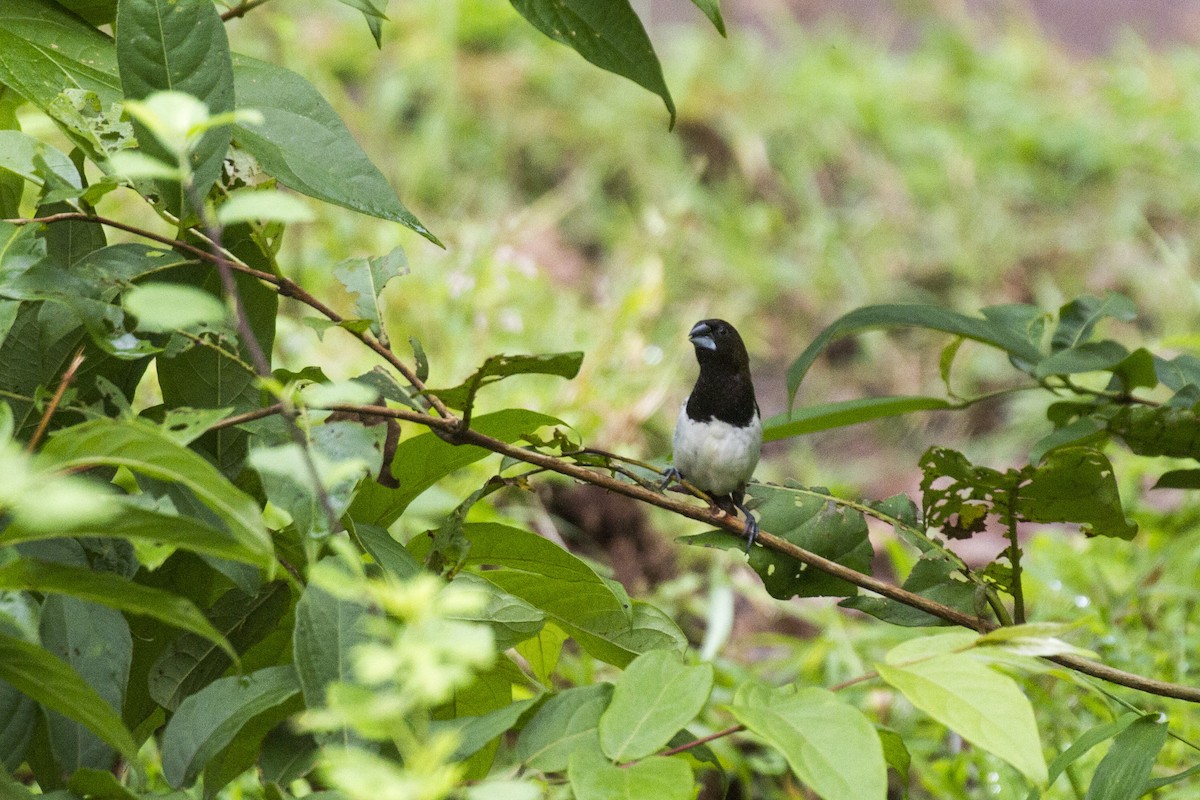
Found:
<box><xmin>0</xmin><ymin>631</ymin><xmax>137</xmax><ymax>760</ymax></box>
<box><xmin>877</xmin><ymin>653</ymin><xmax>1047</xmax><ymax>784</ymax></box>
<box><xmin>568</xmin><ymin>750</ymin><xmax>692</xmax><ymax>800</ymax></box>
<box><xmin>1020</xmin><ymin>447</ymin><xmax>1136</xmax><ymax>539</ymax></box>
<box><xmin>230</xmin><ymin>54</ymin><xmax>438</xmax><ymax>244</ymax></box>
<box><xmin>408</xmin><ymin>522</ymin><xmax>686</xmax><ymax>666</ymax></box>
<box><xmin>683</xmin><ymin>483</ymin><xmax>873</xmax><ymax>599</ymax></box>
<box><xmin>0</xmin><ymin>0</ymin><xmax>122</xmax><ymax>159</ymax></box>
<box><xmin>148</xmin><ymin>582</ymin><xmax>290</xmax><ymax>711</ymax></box>
<box><xmin>787</xmin><ymin>304</ymin><xmax>1044</xmax><ymax>407</ymax></box>
<box><xmin>292</xmin><ymin>575</ymin><xmax>370</xmax><ymax>745</ymax></box>
<box><xmin>159</xmin><ymin>665</ymin><xmax>301</xmax><ymax>789</ymax></box>
<box><xmin>40</xmin><ymin>595</ymin><xmax>131</xmax><ymax>773</ymax></box>
<box><xmin>2</xmin><ymin>500</ymin><xmax>268</xmax><ymax>567</ymax></box>
<box><xmin>516</xmin><ymin>683</ymin><xmax>613</xmax><ymax>772</ymax></box>
<box><xmin>0</xmin><ymin>558</ymin><xmax>233</xmax><ymax>657</ymax></box>
<box><xmin>1084</xmin><ymin>714</ymin><xmax>1168</xmax><ymax>800</ymax></box>
<box><xmin>509</xmin><ymin>0</ymin><xmax>675</xmax><ymax>126</ymax></box>
<box><xmin>763</xmin><ymin>395</ymin><xmax>956</xmax><ymax>441</ymax></box>
<box><xmin>0</xmin><ymin>680</ymin><xmax>36</xmax><ymax>771</ymax></box>
<box><xmin>598</xmin><ymin>650</ymin><xmax>712</xmax><ymax>762</ymax></box>
<box><xmin>350</xmin><ymin>409</ymin><xmax>565</xmax><ymax>527</ymax></box>
<box><xmin>1025</xmin><ymin>713</ymin><xmax>1139</xmax><ymax>800</ymax></box>
<box><xmin>38</xmin><ymin>418</ymin><xmax>274</xmax><ymax>567</ymax></box>
<box><xmin>728</xmin><ymin>683</ymin><xmax>887</xmax><ymax>800</ymax></box>
<box><xmin>116</xmin><ymin>0</ymin><xmax>234</xmax><ymax>209</ymax></box>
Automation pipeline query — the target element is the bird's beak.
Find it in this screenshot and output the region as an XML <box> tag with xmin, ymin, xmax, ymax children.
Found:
<box><xmin>688</xmin><ymin>321</ymin><xmax>716</xmax><ymax>351</ymax></box>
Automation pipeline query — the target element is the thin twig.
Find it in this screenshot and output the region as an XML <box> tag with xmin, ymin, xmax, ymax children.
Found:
<box><xmin>27</xmin><ymin>348</ymin><xmax>85</xmax><ymax>452</ymax></box>
<box><xmin>209</xmin><ymin>403</ymin><xmax>287</xmax><ymax>431</ymax></box>
<box><xmin>220</xmin><ymin>0</ymin><xmax>273</xmax><ymax>20</ymax></box>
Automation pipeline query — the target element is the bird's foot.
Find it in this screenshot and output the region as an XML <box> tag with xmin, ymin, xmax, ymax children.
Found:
<box><xmin>658</xmin><ymin>467</ymin><xmax>682</xmax><ymax>492</ymax></box>
<box><xmin>734</xmin><ymin>499</ymin><xmax>759</xmax><ymax>553</ymax></box>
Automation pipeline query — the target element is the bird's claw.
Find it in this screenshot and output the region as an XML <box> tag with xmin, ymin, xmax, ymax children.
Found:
<box><xmin>659</xmin><ymin>467</ymin><xmax>682</xmax><ymax>492</ymax></box>
<box><xmin>734</xmin><ymin>499</ymin><xmax>759</xmax><ymax>553</ymax></box>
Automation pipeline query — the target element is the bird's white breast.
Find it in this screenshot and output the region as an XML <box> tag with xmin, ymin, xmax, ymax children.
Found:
<box><xmin>672</xmin><ymin>402</ymin><xmax>762</xmax><ymax>496</ymax></box>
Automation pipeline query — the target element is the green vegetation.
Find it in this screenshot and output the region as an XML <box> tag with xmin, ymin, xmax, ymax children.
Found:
<box><xmin>3</xmin><ymin>0</ymin><xmax>1200</xmax><ymax>798</ymax></box>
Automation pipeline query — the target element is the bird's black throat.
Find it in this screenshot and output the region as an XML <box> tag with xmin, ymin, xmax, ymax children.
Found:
<box><xmin>686</xmin><ymin>366</ymin><xmax>758</xmax><ymax>427</ymax></box>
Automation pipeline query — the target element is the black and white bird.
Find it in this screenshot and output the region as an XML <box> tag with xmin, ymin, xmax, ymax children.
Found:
<box><xmin>664</xmin><ymin>319</ymin><xmax>762</xmax><ymax>548</ymax></box>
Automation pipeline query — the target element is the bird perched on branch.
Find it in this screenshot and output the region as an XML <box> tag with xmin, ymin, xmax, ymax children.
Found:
<box><xmin>663</xmin><ymin>318</ymin><xmax>762</xmax><ymax>548</ymax></box>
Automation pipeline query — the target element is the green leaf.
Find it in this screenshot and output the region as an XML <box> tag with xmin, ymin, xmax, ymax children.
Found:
<box><xmin>350</xmin><ymin>409</ymin><xmax>564</xmax><ymax>527</ymax></box>
<box><xmin>787</xmin><ymin>304</ymin><xmax>1043</xmax><ymax>407</ymax></box>
<box><xmin>514</xmin><ymin>622</ymin><xmax>568</xmax><ymax>686</ymax></box>
<box><xmin>433</xmin><ymin>697</ymin><xmax>541</xmax><ymax>761</ymax></box>
<box><xmin>0</xmin><ymin>630</ymin><xmax>138</xmax><ymax>760</ymax></box>
<box><xmin>116</xmin><ymin>0</ymin><xmax>235</xmax><ymax>210</ymax></box>
<box><xmin>516</xmin><ymin>683</ymin><xmax>613</xmax><ymax>771</ymax></box>
<box><xmin>39</xmin><ymin>419</ymin><xmax>273</xmax><ymax>566</ymax></box>
<box><xmin>1084</xmin><ymin>714</ymin><xmax>1168</xmax><ymax>800</ymax></box>
<box><xmin>1051</xmin><ymin>293</ymin><xmax>1136</xmax><ymax>352</ymax></box>
<box><xmin>728</xmin><ymin>683</ymin><xmax>887</xmax><ymax>800</ymax></box>
<box><xmin>568</xmin><ymin>750</ymin><xmax>693</xmax><ymax>800</ymax></box>
<box><xmin>1020</xmin><ymin>447</ymin><xmax>1137</xmax><ymax>539</ymax></box>
<box><xmin>408</xmin><ymin>522</ymin><xmax>685</xmax><ymax>666</ymax></box>
<box><xmin>1029</xmin><ymin>417</ymin><xmax>1106</xmax><ymax>465</ymax></box>
<box><xmin>66</xmin><ymin>768</ymin><xmax>141</xmax><ymax>800</ymax></box>
<box><xmin>2</xmin><ymin>500</ymin><xmax>267</xmax><ymax>567</ymax></box>
<box><xmin>0</xmin><ymin>131</ymin><xmax>81</xmax><ymax>191</ymax></box>
<box><xmin>293</xmin><ymin>574</ymin><xmax>370</xmax><ymax>745</ymax></box>
<box><xmin>149</xmin><ymin>582</ymin><xmax>290</xmax><ymax>712</ymax></box>
<box><xmin>0</xmin><ymin>558</ymin><xmax>234</xmax><ymax>658</ymax></box>
<box><xmin>688</xmin><ymin>0</ymin><xmax>726</xmax><ymax>35</ymax></box>
<box><xmin>1033</xmin><ymin>341</ymin><xmax>1129</xmax><ymax>380</ymax></box>
<box><xmin>250</xmin><ymin>420</ymin><xmax>380</xmax><ymax>540</ymax></box>
<box><xmin>0</xmin><ymin>0</ymin><xmax>122</xmax><ymax>158</ymax></box>
<box><xmin>763</xmin><ymin>395</ymin><xmax>955</xmax><ymax>441</ymax></box>
<box><xmin>876</xmin><ymin>654</ymin><xmax>1047</xmax><ymax>784</ymax></box>
<box><xmin>160</xmin><ymin>664</ymin><xmax>301</xmax><ymax>789</ymax></box>
<box><xmin>40</xmin><ymin>595</ymin><xmax>131</xmax><ymax>772</ymax></box>
<box><xmin>1025</xmin><ymin>713</ymin><xmax>1139</xmax><ymax>799</ymax></box>
<box><xmin>230</xmin><ymin>54</ymin><xmax>439</xmax><ymax>245</ymax></box>
<box><xmin>349</xmin><ymin>521</ymin><xmax>421</xmax><ymax>580</ymax></box>
<box><xmin>448</xmin><ymin>573</ymin><xmax>546</xmax><ymax>651</ymax></box>
<box><xmin>0</xmin><ymin>680</ymin><xmax>37</xmax><ymax>771</ymax></box>
<box><xmin>216</xmin><ymin>188</ymin><xmax>314</xmax><ymax>225</ymax></box>
<box><xmin>598</xmin><ymin>650</ymin><xmax>713</xmax><ymax>762</ymax></box>
<box><xmin>1153</xmin><ymin>469</ymin><xmax>1200</xmax><ymax>490</ymax></box>
<box><xmin>1105</xmin><ymin>405</ymin><xmax>1200</xmax><ymax>459</ymax></box>
<box><xmin>840</xmin><ymin>552</ymin><xmax>978</xmax><ymax>627</ymax></box>
<box><xmin>332</xmin><ymin>247</ymin><xmax>407</xmax><ymax>341</ymax></box>
<box><xmin>123</xmin><ymin>282</ymin><xmax>228</xmax><ymax>333</ymax></box>
<box><xmin>428</xmin><ymin>351</ymin><xmax>584</xmax><ymax>416</ymax></box>
<box><xmin>683</xmin><ymin>483</ymin><xmax>872</xmax><ymax>599</ymax></box>
<box><xmin>509</xmin><ymin>0</ymin><xmax>675</xmax><ymax>126</ymax></box>
<box><xmin>337</xmin><ymin>0</ymin><xmax>389</xmax><ymax>47</ymax></box>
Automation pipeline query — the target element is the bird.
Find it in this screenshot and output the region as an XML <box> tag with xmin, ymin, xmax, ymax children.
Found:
<box><xmin>663</xmin><ymin>318</ymin><xmax>762</xmax><ymax>549</ymax></box>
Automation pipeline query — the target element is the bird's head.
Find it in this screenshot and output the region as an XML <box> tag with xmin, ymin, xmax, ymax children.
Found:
<box><xmin>688</xmin><ymin>318</ymin><xmax>750</xmax><ymax>372</ymax></box>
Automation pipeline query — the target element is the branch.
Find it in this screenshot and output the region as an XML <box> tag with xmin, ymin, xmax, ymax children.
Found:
<box><xmin>27</xmin><ymin>348</ymin><xmax>85</xmax><ymax>452</ymax></box>
<box><xmin>220</xmin><ymin>0</ymin><xmax>273</xmax><ymax>21</ymax></box>
<box><xmin>4</xmin><ymin>213</ymin><xmax>455</xmax><ymax>421</ymax></box>
<box><xmin>317</xmin><ymin>402</ymin><xmax>1200</xmax><ymax>704</ymax></box>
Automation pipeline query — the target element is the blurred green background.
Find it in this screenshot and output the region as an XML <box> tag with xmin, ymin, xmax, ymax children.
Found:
<box><xmin>210</xmin><ymin>2</ymin><xmax>1200</xmax><ymax>794</ymax></box>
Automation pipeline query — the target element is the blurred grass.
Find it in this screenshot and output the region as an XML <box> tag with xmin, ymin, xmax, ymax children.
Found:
<box><xmin>216</xmin><ymin>4</ymin><xmax>1200</xmax><ymax>795</ymax></box>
